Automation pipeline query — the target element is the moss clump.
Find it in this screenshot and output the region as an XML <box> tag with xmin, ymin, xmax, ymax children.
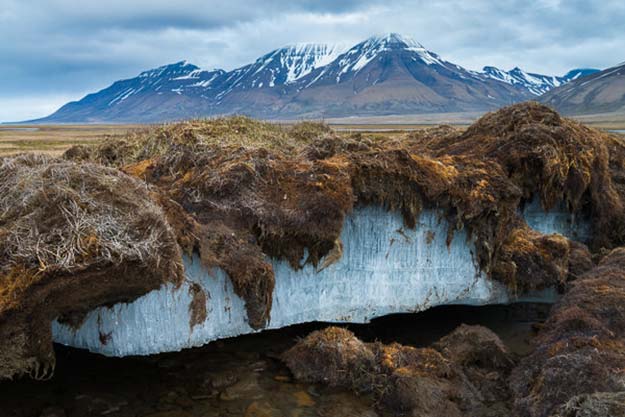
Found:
<box><xmin>511</xmin><ymin>247</ymin><xmax>625</xmax><ymax>417</ymax></box>
<box><xmin>283</xmin><ymin>325</ymin><xmax>516</xmax><ymax>416</ymax></box>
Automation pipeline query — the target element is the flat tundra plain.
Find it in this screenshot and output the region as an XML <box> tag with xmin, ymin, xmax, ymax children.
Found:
<box><xmin>1</xmin><ymin>113</ymin><xmax>624</xmax><ymax>156</ymax></box>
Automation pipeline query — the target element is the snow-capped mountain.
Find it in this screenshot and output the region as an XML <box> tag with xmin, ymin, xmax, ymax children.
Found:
<box><xmin>304</xmin><ymin>33</ymin><xmax>452</xmax><ymax>86</ymax></box>
<box><xmin>561</xmin><ymin>68</ymin><xmax>601</xmax><ymax>82</ymax></box>
<box><xmin>217</xmin><ymin>43</ymin><xmax>347</xmax><ymax>93</ymax></box>
<box><xmin>43</xmin><ymin>61</ymin><xmax>227</xmax><ymax>123</ymax></box>
<box><xmin>109</xmin><ymin>61</ymin><xmax>226</xmax><ymax>102</ymax></box>
<box><xmin>482</xmin><ymin>66</ymin><xmax>600</xmax><ymax>96</ymax></box>
<box><xmin>32</xmin><ymin>34</ymin><xmax>600</xmax><ymax>123</ymax></box>
<box><xmin>282</xmin><ymin>33</ymin><xmax>533</xmax><ymax>117</ymax></box>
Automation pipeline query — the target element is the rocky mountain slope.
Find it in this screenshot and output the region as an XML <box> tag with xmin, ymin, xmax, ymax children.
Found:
<box><xmin>540</xmin><ymin>62</ymin><xmax>625</xmax><ymax>115</ymax></box>
<box><xmin>32</xmin><ymin>34</ymin><xmax>595</xmax><ymax>123</ymax></box>
<box><xmin>482</xmin><ymin>66</ymin><xmax>598</xmax><ymax>95</ymax></box>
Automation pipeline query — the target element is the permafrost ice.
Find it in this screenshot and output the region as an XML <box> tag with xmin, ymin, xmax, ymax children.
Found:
<box><xmin>52</xmin><ymin>204</ymin><xmax>588</xmax><ymax>356</ymax></box>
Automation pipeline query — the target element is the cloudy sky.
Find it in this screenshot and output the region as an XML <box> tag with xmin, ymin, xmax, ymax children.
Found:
<box><xmin>1</xmin><ymin>0</ymin><xmax>623</xmax><ymax>122</ymax></box>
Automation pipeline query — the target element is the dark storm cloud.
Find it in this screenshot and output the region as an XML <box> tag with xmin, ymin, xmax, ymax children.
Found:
<box><xmin>1</xmin><ymin>0</ymin><xmax>623</xmax><ymax>121</ymax></box>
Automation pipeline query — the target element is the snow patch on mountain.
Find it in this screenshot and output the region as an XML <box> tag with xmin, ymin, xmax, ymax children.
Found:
<box><xmin>281</xmin><ymin>44</ymin><xmax>347</xmax><ymax>83</ymax></box>
<box><xmin>334</xmin><ymin>33</ymin><xmax>448</xmax><ymax>82</ymax></box>
<box><xmin>482</xmin><ymin>66</ymin><xmax>600</xmax><ymax>96</ymax></box>
<box><xmin>483</xmin><ymin>66</ymin><xmax>563</xmax><ymax>95</ymax></box>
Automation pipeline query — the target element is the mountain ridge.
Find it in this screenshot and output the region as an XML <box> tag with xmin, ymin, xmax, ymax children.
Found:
<box><xmin>481</xmin><ymin>66</ymin><xmax>599</xmax><ymax>96</ymax></box>
<box><xmin>29</xmin><ymin>33</ymin><xmax>603</xmax><ymax>123</ymax></box>
<box><xmin>540</xmin><ymin>62</ymin><xmax>625</xmax><ymax>115</ymax></box>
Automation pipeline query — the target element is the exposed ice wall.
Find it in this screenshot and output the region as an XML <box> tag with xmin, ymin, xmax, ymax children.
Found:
<box><xmin>52</xmin><ymin>205</ymin><xmax>583</xmax><ymax>357</ymax></box>
<box><xmin>522</xmin><ymin>198</ymin><xmax>591</xmax><ymax>242</ymax></box>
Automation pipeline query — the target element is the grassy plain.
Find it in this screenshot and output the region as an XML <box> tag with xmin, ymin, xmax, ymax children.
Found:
<box><xmin>1</xmin><ymin>112</ymin><xmax>624</xmax><ymax>157</ymax></box>
<box><xmin>0</xmin><ymin>125</ymin><xmax>143</xmax><ymax>156</ymax></box>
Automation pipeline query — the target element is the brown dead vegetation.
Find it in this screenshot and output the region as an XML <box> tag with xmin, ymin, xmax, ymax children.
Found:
<box><xmin>282</xmin><ymin>325</ymin><xmax>516</xmax><ymax>416</ymax></box>
<box><xmin>410</xmin><ymin>102</ymin><xmax>625</xmax><ymax>250</ymax></box>
<box><xmin>510</xmin><ymin>247</ymin><xmax>625</xmax><ymax>417</ymax></box>
<box><xmin>0</xmin><ymin>154</ymin><xmax>183</xmax><ymax>380</ymax></box>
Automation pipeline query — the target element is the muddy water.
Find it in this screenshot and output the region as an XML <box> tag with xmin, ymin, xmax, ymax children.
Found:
<box><xmin>1</xmin><ymin>304</ymin><xmax>551</xmax><ymax>417</ymax></box>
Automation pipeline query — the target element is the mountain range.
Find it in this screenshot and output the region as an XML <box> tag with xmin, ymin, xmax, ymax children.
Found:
<box><xmin>540</xmin><ymin>62</ymin><xmax>625</xmax><ymax>115</ymax></box>
<box><xmin>32</xmin><ymin>34</ymin><xmax>603</xmax><ymax>123</ymax></box>
<box><xmin>482</xmin><ymin>66</ymin><xmax>598</xmax><ymax>96</ymax></box>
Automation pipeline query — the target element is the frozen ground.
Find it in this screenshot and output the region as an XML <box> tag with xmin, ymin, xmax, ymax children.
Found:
<box><xmin>53</xmin><ymin>203</ymin><xmax>586</xmax><ymax>356</ymax></box>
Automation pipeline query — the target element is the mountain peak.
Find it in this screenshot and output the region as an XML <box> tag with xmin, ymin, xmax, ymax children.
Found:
<box><xmin>326</xmin><ymin>33</ymin><xmax>444</xmax><ymax>78</ymax></box>
<box><xmin>482</xmin><ymin>66</ymin><xmax>564</xmax><ymax>95</ymax></box>
<box><xmin>366</xmin><ymin>33</ymin><xmax>425</xmax><ymax>50</ymax></box>
<box><xmin>561</xmin><ymin>68</ymin><xmax>601</xmax><ymax>81</ymax></box>
<box><xmin>138</xmin><ymin>61</ymin><xmax>199</xmax><ymax>79</ymax></box>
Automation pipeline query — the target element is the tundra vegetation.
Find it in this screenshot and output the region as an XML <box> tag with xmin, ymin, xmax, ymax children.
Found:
<box><xmin>1</xmin><ymin>102</ymin><xmax>625</xmax><ymax>416</ymax></box>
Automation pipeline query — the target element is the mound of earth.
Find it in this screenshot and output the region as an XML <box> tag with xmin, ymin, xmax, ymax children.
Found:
<box><xmin>285</xmin><ymin>245</ymin><xmax>625</xmax><ymax>416</ymax></box>
<box><xmin>0</xmin><ymin>154</ymin><xmax>183</xmax><ymax>380</ymax></box>
<box><xmin>1</xmin><ymin>102</ymin><xmax>624</xmax><ymax>380</ymax></box>
<box><xmin>511</xmin><ymin>247</ymin><xmax>625</xmax><ymax>417</ymax></box>
<box><xmin>282</xmin><ymin>325</ymin><xmax>516</xmax><ymax>416</ymax></box>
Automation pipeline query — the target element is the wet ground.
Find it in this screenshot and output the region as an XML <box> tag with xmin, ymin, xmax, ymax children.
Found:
<box><xmin>0</xmin><ymin>303</ymin><xmax>551</xmax><ymax>417</ymax></box>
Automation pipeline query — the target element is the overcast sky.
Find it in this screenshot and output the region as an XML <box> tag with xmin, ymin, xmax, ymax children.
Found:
<box><xmin>1</xmin><ymin>0</ymin><xmax>623</xmax><ymax>122</ymax></box>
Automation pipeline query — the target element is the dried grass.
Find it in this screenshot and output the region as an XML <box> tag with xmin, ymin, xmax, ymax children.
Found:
<box><xmin>0</xmin><ymin>153</ymin><xmax>183</xmax><ymax>380</ymax></box>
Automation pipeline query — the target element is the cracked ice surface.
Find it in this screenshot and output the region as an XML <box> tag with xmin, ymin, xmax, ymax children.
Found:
<box><xmin>52</xmin><ymin>206</ymin><xmax>577</xmax><ymax>357</ymax></box>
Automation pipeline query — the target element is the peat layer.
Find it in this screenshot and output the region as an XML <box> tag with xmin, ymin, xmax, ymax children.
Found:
<box><xmin>1</xmin><ymin>102</ymin><xmax>625</xmax><ymax>381</ymax></box>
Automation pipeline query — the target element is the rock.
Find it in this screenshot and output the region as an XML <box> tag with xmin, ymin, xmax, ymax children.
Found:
<box><xmin>219</xmin><ymin>374</ymin><xmax>263</xmax><ymax>401</ymax></box>
<box><xmin>209</xmin><ymin>371</ymin><xmax>239</xmax><ymax>390</ymax></box>
<box><xmin>244</xmin><ymin>401</ymin><xmax>283</xmax><ymax>417</ymax></box>
<box><xmin>293</xmin><ymin>391</ymin><xmax>315</xmax><ymax>407</ymax></box>
<box><xmin>251</xmin><ymin>360</ymin><xmax>268</xmax><ymax>372</ymax></box>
